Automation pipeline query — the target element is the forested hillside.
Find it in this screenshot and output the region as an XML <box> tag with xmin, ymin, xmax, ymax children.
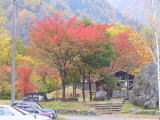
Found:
<box><xmin>107</xmin><ymin>0</ymin><xmax>160</xmax><ymax>24</ymax></box>
<box><xmin>0</xmin><ymin>0</ymin><xmax>128</xmax><ymax>43</ymax></box>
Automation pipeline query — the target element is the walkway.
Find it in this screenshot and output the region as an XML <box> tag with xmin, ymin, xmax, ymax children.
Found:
<box><xmin>59</xmin><ymin>115</ymin><xmax>159</xmax><ymax>120</ymax></box>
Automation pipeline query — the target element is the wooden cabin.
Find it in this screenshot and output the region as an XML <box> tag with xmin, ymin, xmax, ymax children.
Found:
<box><xmin>95</xmin><ymin>70</ymin><xmax>135</xmax><ymax>98</ymax></box>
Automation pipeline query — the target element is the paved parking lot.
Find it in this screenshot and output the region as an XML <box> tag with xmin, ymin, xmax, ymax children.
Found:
<box><xmin>60</xmin><ymin>115</ymin><xmax>159</xmax><ymax>120</ymax></box>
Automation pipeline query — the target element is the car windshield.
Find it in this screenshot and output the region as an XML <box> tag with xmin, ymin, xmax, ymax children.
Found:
<box><xmin>13</xmin><ymin>107</ymin><xmax>30</xmax><ymax>115</ymax></box>
<box><xmin>0</xmin><ymin>107</ymin><xmax>14</xmax><ymax>116</ymax></box>
<box><xmin>34</xmin><ymin>103</ymin><xmax>43</xmax><ymax>110</ymax></box>
<box><xmin>17</xmin><ymin>106</ymin><xmax>40</xmax><ymax>114</ymax></box>
<box><xmin>0</xmin><ymin>106</ymin><xmax>26</xmax><ymax>116</ymax></box>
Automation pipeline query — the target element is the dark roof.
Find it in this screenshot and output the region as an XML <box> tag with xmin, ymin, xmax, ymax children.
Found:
<box><xmin>95</xmin><ymin>69</ymin><xmax>135</xmax><ymax>84</ymax></box>
<box><xmin>25</xmin><ymin>92</ymin><xmax>46</xmax><ymax>96</ymax></box>
<box><xmin>113</xmin><ymin>69</ymin><xmax>135</xmax><ymax>80</ymax></box>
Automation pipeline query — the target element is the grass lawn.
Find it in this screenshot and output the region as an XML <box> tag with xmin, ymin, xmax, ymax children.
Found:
<box><xmin>47</xmin><ymin>86</ymin><xmax>91</xmax><ymax>101</ymax></box>
<box><xmin>117</xmin><ymin>101</ymin><xmax>159</xmax><ymax>118</ymax></box>
<box><xmin>121</xmin><ymin>101</ymin><xmax>158</xmax><ymax>113</ymax></box>
<box><xmin>0</xmin><ymin>100</ymin><xmax>93</xmax><ymax>111</ymax></box>
<box><xmin>57</xmin><ymin>117</ymin><xmax>65</xmax><ymax>120</ymax></box>
<box><xmin>121</xmin><ymin>101</ymin><xmax>145</xmax><ymax>113</ymax></box>
<box><xmin>0</xmin><ymin>100</ymin><xmax>23</xmax><ymax>105</ymax></box>
<box><xmin>39</xmin><ymin>101</ymin><xmax>94</xmax><ymax>111</ymax></box>
<box><xmin>0</xmin><ymin>100</ymin><xmax>13</xmax><ymax>105</ymax></box>
<box><xmin>1</xmin><ymin>99</ymin><xmax>159</xmax><ymax>118</ymax></box>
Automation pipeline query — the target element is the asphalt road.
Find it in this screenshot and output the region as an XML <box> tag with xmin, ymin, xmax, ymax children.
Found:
<box><xmin>60</xmin><ymin>115</ymin><xmax>159</xmax><ymax>120</ymax></box>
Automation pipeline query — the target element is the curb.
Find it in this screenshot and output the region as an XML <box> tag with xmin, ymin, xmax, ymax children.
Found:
<box><xmin>57</xmin><ymin>109</ymin><xmax>97</xmax><ymax>115</ymax></box>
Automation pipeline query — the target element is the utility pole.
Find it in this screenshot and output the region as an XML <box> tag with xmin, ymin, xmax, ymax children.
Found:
<box><xmin>11</xmin><ymin>0</ymin><xmax>16</xmax><ymax>103</ymax></box>
<box><xmin>152</xmin><ymin>0</ymin><xmax>160</xmax><ymax>110</ymax></box>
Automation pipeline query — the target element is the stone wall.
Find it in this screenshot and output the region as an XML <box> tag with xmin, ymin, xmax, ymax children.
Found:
<box><xmin>129</xmin><ymin>108</ymin><xmax>160</xmax><ymax>115</ymax></box>
<box><xmin>57</xmin><ymin>109</ymin><xmax>97</xmax><ymax>115</ymax></box>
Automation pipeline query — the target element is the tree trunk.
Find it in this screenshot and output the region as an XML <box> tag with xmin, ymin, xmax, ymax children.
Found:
<box><xmin>155</xmin><ymin>32</ymin><xmax>160</xmax><ymax>109</ymax></box>
<box><xmin>152</xmin><ymin>0</ymin><xmax>160</xmax><ymax>110</ymax></box>
<box><xmin>88</xmin><ymin>75</ymin><xmax>92</xmax><ymax>101</ymax></box>
<box><xmin>72</xmin><ymin>83</ymin><xmax>74</xmax><ymax>96</ymax></box>
<box><xmin>107</xmin><ymin>88</ymin><xmax>111</xmax><ymax>100</ymax></box>
<box><xmin>1</xmin><ymin>87</ymin><xmax>4</xmax><ymax>97</ymax></box>
<box><xmin>82</xmin><ymin>73</ymin><xmax>85</xmax><ymax>102</ymax></box>
<box><xmin>60</xmin><ymin>70</ymin><xmax>67</xmax><ymax>101</ymax></box>
<box><xmin>75</xmin><ymin>84</ymin><xmax>77</xmax><ymax>95</ymax></box>
<box><xmin>73</xmin><ymin>83</ymin><xmax>76</xmax><ymax>96</ymax></box>
<box><xmin>62</xmin><ymin>78</ymin><xmax>66</xmax><ymax>101</ymax></box>
<box><xmin>126</xmin><ymin>74</ymin><xmax>129</xmax><ymax>99</ymax></box>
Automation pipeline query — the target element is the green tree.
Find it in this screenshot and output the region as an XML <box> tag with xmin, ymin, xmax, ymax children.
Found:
<box><xmin>81</xmin><ymin>42</ymin><xmax>114</xmax><ymax>101</ymax></box>
<box><xmin>67</xmin><ymin>67</ymin><xmax>81</xmax><ymax>96</ymax></box>
<box><xmin>102</xmin><ymin>72</ymin><xmax>117</xmax><ymax>99</ymax></box>
<box><xmin>35</xmin><ymin>65</ymin><xmax>61</xmax><ymax>93</ymax></box>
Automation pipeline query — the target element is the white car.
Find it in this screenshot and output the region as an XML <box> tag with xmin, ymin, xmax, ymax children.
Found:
<box><xmin>0</xmin><ymin>105</ymin><xmax>52</xmax><ymax>120</ymax></box>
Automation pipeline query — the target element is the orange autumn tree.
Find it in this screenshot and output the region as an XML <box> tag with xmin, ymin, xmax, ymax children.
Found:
<box><xmin>109</xmin><ymin>31</ymin><xmax>137</xmax><ymax>72</ymax></box>
<box><xmin>35</xmin><ymin>65</ymin><xmax>61</xmax><ymax>93</ymax></box>
<box><xmin>107</xmin><ymin>23</ymin><xmax>152</xmax><ymax>74</ymax></box>
<box><xmin>29</xmin><ymin>13</ymin><xmax>112</xmax><ymax>100</ymax></box>
<box><xmin>129</xmin><ymin>31</ymin><xmax>153</xmax><ymax>73</ymax></box>
<box><xmin>106</xmin><ymin>24</ymin><xmax>139</xmax><ymax>73</ymax></box>
<box><xmin>16</xmin><ymin>66</ymin><xmax>39</xmax><ymax>97</ymax></box>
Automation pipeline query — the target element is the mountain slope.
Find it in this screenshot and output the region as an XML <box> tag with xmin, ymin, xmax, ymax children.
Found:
<box><xmin>52</xmin><ymin>0</ymin><xmax>126</xmax><ymax>23</ymax></box>
<box><xmin>107</xmin><ymin>0</ymin><xmax>160</xmax><ymax>24</ymax></box>
<box><xmin>1</xmin><ymin>0</ymin><xmax>128</xmax><ymax>42</ymax></box>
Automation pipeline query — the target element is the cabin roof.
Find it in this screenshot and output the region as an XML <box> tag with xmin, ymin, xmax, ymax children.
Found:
<box><xmin>113</xmin><ymin>69</ymin><xmax>135</xmax><ymax>80</ymax></box>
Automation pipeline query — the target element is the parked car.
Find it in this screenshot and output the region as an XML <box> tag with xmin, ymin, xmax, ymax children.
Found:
<box><xmin>11</xmin><ymin>101</ymin><xmax>57</xmax><ymax>119</ymax></box>
<box><xmin>0</xmin><ymin>105</ymin><xmax>52</xmax><ymax>120</ymax></box>
<box><xmin>23</xmin><ymin>92</ymin><xmax>48</xmax><ymax>101</ymax></box>
<box><xmin>15</xmin><ymin>104</ymin><xmax>56</xmax><ymax>120</ymax></box>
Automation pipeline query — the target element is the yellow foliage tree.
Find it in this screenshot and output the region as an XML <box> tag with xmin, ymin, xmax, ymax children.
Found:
<box><xmin>0</xmin><ymin>7</ymin><xmax>37</xmax><ymax>98</ymax></box>
<box><xmin>107</xmin><ymin>22</ymin><xmax>130</xmax><ymax>37</ymax></box>
<box><xmin>107</xmin><ymin>23</ymin><xmax>153</xmax><ymax>74</ymax></box>
<box><xmin>0</xmin><ymin>7</ymin><xmax>12</xmax><ymax>98</ymax></box>
<box><xmin>129</xmin><ymin>31</ymin><xmax>153</xmax><ymax>74</ymax></box>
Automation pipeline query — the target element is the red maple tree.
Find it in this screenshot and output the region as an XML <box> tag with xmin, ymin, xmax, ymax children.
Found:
<box><xmin>109</xmin><ymin>31</ymin><xmax>140</xmax><ymax>72</ymax></box>
<box><xmin>36</xmin><ymin>65</ymin><xmax>59</xmax><ymax>83</ymax></box>
<box><xmin>29</xmin><ymin>13</ymin><xmax>112</xmax><ymax>100</ymax></box>
<box><xmin>16</xmin><ymin>66</ymin><xmax>39</xmax><ymax>97</ymax></box>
